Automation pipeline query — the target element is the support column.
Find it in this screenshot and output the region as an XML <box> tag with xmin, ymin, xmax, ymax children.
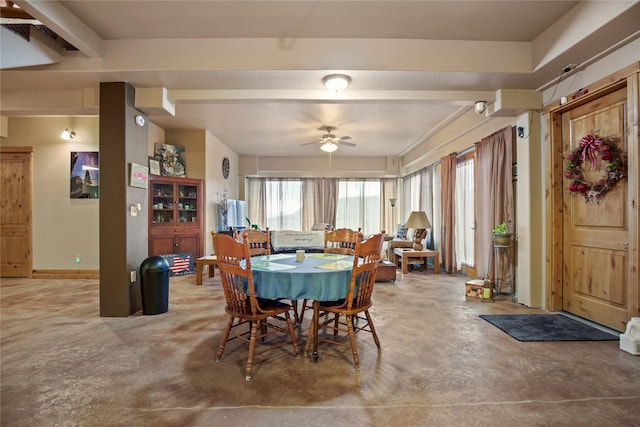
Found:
<box><xmin>99</xmin><ymin>82</ymin><xmax>148</xmax><ymax>316</ymax></box>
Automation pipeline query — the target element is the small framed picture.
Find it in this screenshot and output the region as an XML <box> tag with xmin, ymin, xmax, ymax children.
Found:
<box><xmin>148</xmin><ymin>156</ymin><xmax>161</xmax><ymax>175</ymax></box>
<box><xmin>129</xmin><ymin>163</ymin><xmax>149</xmax><ymax>188</ymax></box>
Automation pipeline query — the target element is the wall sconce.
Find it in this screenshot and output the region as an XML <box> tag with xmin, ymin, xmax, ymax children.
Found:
<box><xmin>474</xmin><ymin>101</ymin><xmax>487</xmax><ymax>115</ymax></box>
<box><xmin>60</xmin><ymin>128</ymin><xmax>76</xmax><ymax>140</ymax></box>
<box><xmin>322</xmin><ymin>74</ymin><xmax>351</xmax><ymax>92</ymax></box>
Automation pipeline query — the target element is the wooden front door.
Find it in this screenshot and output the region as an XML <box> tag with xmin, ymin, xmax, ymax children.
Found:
<box><xmin>1</xmin><ymin>148</ymin><xmax>33</xmax><ymax>278</ymax></box>
<box><xmin>561</xmin><ymin>88</ymin><xmax>630</xmax><ymax>331</ymax></box>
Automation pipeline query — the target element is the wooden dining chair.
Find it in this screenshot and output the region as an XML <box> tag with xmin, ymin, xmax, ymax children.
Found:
<box><xmin>297</xmin><ymin>227</ymin><xmax>362</xmax><ymax>323</ymax></box>
<box><xmin>213</xmin><ymin>232</ymin><xmax>300</xmax><ymax>381</ymax></box>
<box><xmin>235</xmin><ymin>227</ymin><xmax>301</xmax><ymax>323</ymax></box>
<box><xmin>233</xmin><ymin>227</ymin><xmax>271</xmax><ymax>256</ymax></box>
<box><xmin>324</xmin><ymin>227</ymin><xmax>362</xmax><ymax>255</ymax></box>
<box><xmin>304</xmin><ymin>232</ymin><xmax>384</xmax><ymax>370</ymax></box>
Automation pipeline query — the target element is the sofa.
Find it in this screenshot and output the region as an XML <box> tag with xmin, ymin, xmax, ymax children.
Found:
<box><xmin>270</xmin><ymin>230</ymin><xmax>325</xmax><ymax>253</ymax></box>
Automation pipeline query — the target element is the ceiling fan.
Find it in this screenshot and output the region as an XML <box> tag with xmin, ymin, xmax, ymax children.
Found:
<box><xmin>302</xmin><ymin>126</ymin><xmax>356</xmax><ymax>152</ymax></box>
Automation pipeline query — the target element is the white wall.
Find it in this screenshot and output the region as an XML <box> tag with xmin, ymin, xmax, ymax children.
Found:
<box><xmin>515</xmin><ymin>111</ymin><xmax>544</xmax><ymax>308</ymax></box>
<box><xmin>239</xmin><ymin>155</ymin><xmax>398</xmax><ymax>178</ymax></box>
<box><xmin>205</xmin><ymin>131</ymin><xmax>239</xmax><ymax>255</ymax></box>
<box><xmin>0</xmin><ymin>117</ymin><xmax>240</xmax><ymax>271</ymax></box>
<box><xmin>0</xmin><ymin>116</ymin><xmax>100</xmax><ymax>270</ymax></box>
<box><xmin>542</xmin><ymin>38</ymin><xmax>640</xmax><ymax>106</ymax></box>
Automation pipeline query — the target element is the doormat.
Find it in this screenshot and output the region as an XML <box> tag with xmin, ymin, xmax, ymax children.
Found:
<box><xmin>479</xmin><ymin>314</ymin><xmax>618</xmax><ymax>342</ymax></box>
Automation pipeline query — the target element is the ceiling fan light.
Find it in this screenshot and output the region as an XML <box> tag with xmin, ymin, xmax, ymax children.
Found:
<box><xmin>320</xmin><ymin>141</ymin><xmax>338</xmax><ymax>152</ymax></box>
<box><xmin>322</xmin><ymin>74</ymin><xmax>351</xmax><ymax>92</ymax></box>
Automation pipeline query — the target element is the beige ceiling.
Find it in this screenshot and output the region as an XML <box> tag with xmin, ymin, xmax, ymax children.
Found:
<box><xmin>2</xmin><ymin>1</ymin><xmax>640</xmax><ymax>157</ymax></box>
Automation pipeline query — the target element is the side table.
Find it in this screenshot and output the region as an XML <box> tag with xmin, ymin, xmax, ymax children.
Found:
<box><xmin>195</xmin><ymin>255</ymin><xmax>218</xmax><ymax>285</ymax></box>
<box><xmin>393</xmin><ymin>248</ymin><xmax>440</xmax><ymax>274</ymax></box>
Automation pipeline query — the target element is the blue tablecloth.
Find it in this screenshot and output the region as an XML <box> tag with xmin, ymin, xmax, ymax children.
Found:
<box><xmin>248</xmin><ymin>253</ymin><xmax>353</xmax><ymax>301</ymax></box>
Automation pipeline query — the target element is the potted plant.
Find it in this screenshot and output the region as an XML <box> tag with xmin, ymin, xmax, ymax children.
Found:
<box><xmin>245</xmin><ymin>217</ymin><xmax>260</xmax><ymax>230</ymax></box>
<box><xmin>492</xmin><ymin>222</ymin><xmax>511</xmax><ymax>247</ymax></box>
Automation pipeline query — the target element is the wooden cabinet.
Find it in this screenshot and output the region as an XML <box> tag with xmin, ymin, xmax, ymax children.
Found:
<box><xmin>149</xmin><ymin>175</ymin><xmax>204</xmax><ymax>258</ymax></box>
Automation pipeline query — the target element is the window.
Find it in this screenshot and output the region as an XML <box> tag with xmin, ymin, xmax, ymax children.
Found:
<box><xmin>454</xmin><ymin>155</ymin><xmax>475</xmax><ymax>272</ymax></box>
<box><xmin>246</xmin><ymin>178</ymin><xmax>388</xmax><ymax>235</ymax></box>
<box><xmin>335</xmin><ymin>180</ymin><xmax>380</xmax><ymax>234</ymax></box>
<box><xmin>265</xmin><ymin>180</ymin><xmax>303</xmax><ymax>230</ymax></box>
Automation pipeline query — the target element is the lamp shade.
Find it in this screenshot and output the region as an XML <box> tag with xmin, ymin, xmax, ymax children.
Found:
<box><xmin>405</xmin><ymin>211</ymin><xmax>431</xmax><ymax>229</ymax></box>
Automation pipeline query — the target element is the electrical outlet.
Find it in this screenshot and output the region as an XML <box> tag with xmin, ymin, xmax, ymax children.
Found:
<box><xmin>130</xmin><ymin>271</ymin><xmax>136</xmax><ymax>283</ymax></box>
<box><xmin>75</xmin><ymin>254</ymin><xmax>81</xmax><ymax>263</ymax></box>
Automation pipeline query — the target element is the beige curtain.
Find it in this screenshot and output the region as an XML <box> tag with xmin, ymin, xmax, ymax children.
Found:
<box><xmin>302</xmin><ymin>178</ymin><xmax>322</xmax><ymax>230</ymax></box>
<box><xmin>247</xmin><ymin>177</ymin><xmax>266</xmax><ymax>229</ymax></box>
<box><xmin>475</xmin><ymin>126</ymin><xmax>515</xmax><ymax>278</ymax></box>
<box><xmin>440</xmin><ymin>153</ymin><xmax>457</xmax><ymax>273</ymax></box>
<box><xmin>420</xmin><ymin>166</ymin><xmax>434</xmax><ymax>248</ymax></box>
<box><xmin>323</xmin><ymin>178</ymin><xmax>338</xmax><ymax>227</ymax></box>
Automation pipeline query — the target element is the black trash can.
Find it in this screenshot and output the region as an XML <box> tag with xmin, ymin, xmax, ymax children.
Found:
<box><xmin>140</xmin><ymin>256</ymin><xmax>170</xmax><ymax>315</ymax></box>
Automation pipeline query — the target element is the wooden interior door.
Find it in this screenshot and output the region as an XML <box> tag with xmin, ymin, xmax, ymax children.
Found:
<box><xmin>561</xmin><ymin>88</ymin><xmax>630</xmax><ymax>331</ymax></box>
<box><xmin>1</xmin><ymin>148</ymin><xmax>33</xmax><ymax>278</ymax></box>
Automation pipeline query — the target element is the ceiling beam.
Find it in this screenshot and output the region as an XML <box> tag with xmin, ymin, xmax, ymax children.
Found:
<box><xmin>167</xmin><ymin>89</ymin><xmax>496</xmax><ymax>105</ymax></box>
<box><xmin>14</xmin><ymin>0</ymin><xmax>103</xmax><ymax>57</ymax></box>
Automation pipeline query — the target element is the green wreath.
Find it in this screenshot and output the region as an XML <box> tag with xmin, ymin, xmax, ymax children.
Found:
<box><xmin>564</xmin><ymin>133</ymin><xmax>625</xmax><ymax>203</ymax></box>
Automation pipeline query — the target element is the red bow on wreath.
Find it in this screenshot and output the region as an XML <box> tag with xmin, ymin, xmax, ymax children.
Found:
<box><xmin>579</xmin><ymin>134</ymin><xmax>600</xmax><ymax>170</ymax></box>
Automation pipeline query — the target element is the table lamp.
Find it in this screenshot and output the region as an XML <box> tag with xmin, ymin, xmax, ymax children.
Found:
<box><xmin>405</xmin><ymin>211</ymin><xmax>431</xmax><ymax>251</ymax></box>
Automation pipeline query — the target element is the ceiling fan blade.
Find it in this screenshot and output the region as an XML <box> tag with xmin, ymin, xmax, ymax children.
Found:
<box><xmin>301</xmin><ymin>141</ymin><xmax>320</xmax><ymax>146</ymax></box>
<box><xmin>339</xmin><ymin>136</ymin><xmax>352</xmax><ymax>141</ymax></box>
<box><xmin>339</xmin><ymin>141</ymin><xmax>356</xmax><ymax>147</ymax></box>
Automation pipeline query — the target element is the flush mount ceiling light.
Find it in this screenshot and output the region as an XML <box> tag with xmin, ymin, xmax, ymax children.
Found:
<box><xmin>320</xmin><ymin>140</ymin><xmax>338</xmax><ymax>152</ymax></box>
<box><xmin>322</xmin><ymin>74</ymin><xmax>351</xmax><ymax>92</ymax></box>
<box><xmin>60</xmin><ymin>128</ymin><xmax>76</xmax><ymax>140</ymax></box>
<box><xmin>474</xmin><ymin>101</ymin><xmax>488</xmax><ymax>115</ymax></box>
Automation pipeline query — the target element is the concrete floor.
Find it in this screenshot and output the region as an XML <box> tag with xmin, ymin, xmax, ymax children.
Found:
<box><xmin>1</xmin><ymin>270</ymin><xmax>639</xmax><ymax>426</ymax></box>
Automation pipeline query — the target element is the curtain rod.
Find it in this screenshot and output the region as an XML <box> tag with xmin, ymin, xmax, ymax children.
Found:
<box><xmin>457</xmin><ymin>145</ymin><xmax>476</xmax><ymax>158</ymax></box>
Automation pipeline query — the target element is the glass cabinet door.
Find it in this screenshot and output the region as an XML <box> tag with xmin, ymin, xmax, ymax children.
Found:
<box><xmin>178</xmin><ymin>184</ymin><xmax>198</xmax><ymax>224</ymax></box>
<box><xmin>151</xmin><ymin>182</ymin><xmax>175</xmax><ymax>224</ymax></box>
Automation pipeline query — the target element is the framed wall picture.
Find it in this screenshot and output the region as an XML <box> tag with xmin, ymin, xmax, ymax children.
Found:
<box><xmin>148</xmin><ymin>156</ymin><xmax>161</xmax><ymax>175</ymax></box>
<box><xmin>70</xmin><ymin>151</ymin><xmax>99</xmax><ymax>198</ymax></box>
<box><xmin>129</xmin><ymin>163</ymin><xmax>149</xmax><ymax>188</ymax></box>
<box><xmin>154</xmin><ymin>143</ymin><xmax>186</xmax><ymax>177</ymax></box>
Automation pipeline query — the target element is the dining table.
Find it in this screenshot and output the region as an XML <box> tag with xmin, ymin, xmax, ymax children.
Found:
<box><xmin>247</xmin><ymin>252</ymin><xmax>354</xmax><ymax>362</ymax></box>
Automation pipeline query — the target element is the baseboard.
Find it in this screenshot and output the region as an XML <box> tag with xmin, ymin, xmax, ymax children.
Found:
<box><xmin>32</xmin><ymin>270</ymin><xmax>100</xmax><ymax>279</ymax></box>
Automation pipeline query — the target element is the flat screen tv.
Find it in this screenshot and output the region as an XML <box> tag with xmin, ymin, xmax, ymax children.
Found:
<box><xmin>226</xmin><ymin>199</ymin><xmax>247</xmax><ymax>229</ymax></box>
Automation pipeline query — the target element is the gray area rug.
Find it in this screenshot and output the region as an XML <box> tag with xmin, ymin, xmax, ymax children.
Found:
<box><xmin>479</xmin><ymin>314</ymin><xmax>618</xmax><ymax>342</ymax></box>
